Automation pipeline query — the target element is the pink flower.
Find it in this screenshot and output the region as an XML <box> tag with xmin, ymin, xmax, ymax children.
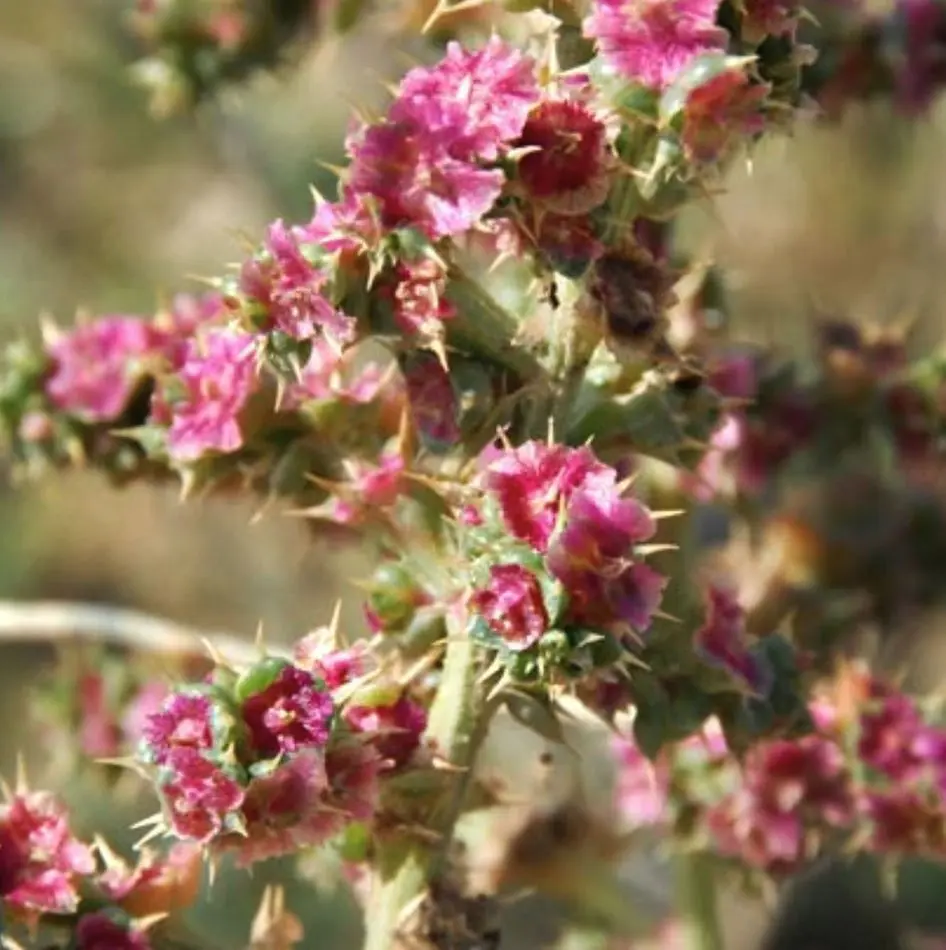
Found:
<box><xmin>315</xmin><ymin>452</ymin><xmax>406</xmax><ymax>526</ymax></box>
<box><xmin>482</xmin><ymin>441</ymin><xmax>665</xmax><ymax>635</ymax></box>
<box><xmin>346</xmin><ymin>695</ymin><xmax>427</xmax><ymax>770</ymax></box>
<box><xmin>547</xmin><ymin>480</ymin><xmax>656</xmax><ymax>576</ymax></box>
<box><xmin>294</xmin><ymin>638</ymin><xmax>368</xmax><ymax>689</ymax></box>
<box><xmin>404</xmin><ymin>353</ymin><xmax>460</xmax><ymax>448</ymax></box>
<box><xmin>484</xmin><ymin>442</ymin><xmax>610</xmax><ymax>552</ymax></box>
<box><xmin>78</xmin><ymin>672</ymin><xmax>121</xmax><ymax>758</ymax></box>
<box><xmin>346</xmin><ymin>120</ymin><xmax>504</xmax><ymax>240</ymax></box>
<box><xmin>154</xmin><ymin>292</ymin><xmax>229</xmax><ymax>368</ymax></box>
<box><xmin>391</xmin><ymin>36</ymin><xmax>539</xmax><ymax>162</ymax></box>
<box><xmin>707</xmin><ymin>736</ymin><xmax>855</xmax><ymax>871</ymax></box>
<box><xmin>241</xmin><ymin>666</ymin><xmax>334</xmax><ymax>760</ymax></box>
<box><xmin>295</xmin><ymin>193</ymin><xmax>384</xmax><ymax>257</ymax></box>
<box><xmin>572</xmin><ymin>561</ymin><xmax>667</xmax><ymax>632</ymax></box>
<box><xmin>324</xmin><ymin>740</ymin><xmax>382</xmax><ymax>823</ymax></box>
<box><xmin>680</xmin><ymin>65</ymin><xmax>768</xmax><ymax>165</ymax></box>
<box><xmin>153</xmin><ymin>327</ymin><xmax>258</xmax><ymax>462</ymax></box>
<box><xmin>140</xmin><ymin>692</ymin><xmax>214</xmax><ymax>765</ymax></box>
<box><xmin>0</xmin><ymin>792</ymin><xmax>95</xmax><ymax>916</ymax></box>
<box><xmin>159</xmin><ymin>748</ymin><xmax>246</xmax><ymax>844</ymax></box>
<box><xmin>239</xmin><ymin>221</ymin><xmax>356</xmax><ymax>345</ymax></box>
<box><xmin>583</xmin><ymin>0</ymin><xmax>729</xmax><ymax>90</ymax></box>
<box><xmin>685</xmin><ymin>413</ymin><xmax>745</xmax><ymax>501</ymax></box>
<box><xmin>281</xmin><ymin>340</ymin><xmax>385</xmax><ymax>411</ymax></box>
<box><xmin>469</xmin><ymin>564</ymin><xmax>550</xmax><ymax>651</ymax></box>
<box><xmin>865</xmin><ymin>787</ymin><xmax>946</xmax><ymax>855</ymax></box>
<box><xmin>694</xmin><ymin>586</ymin><xmax>768</xmax><ymax>693</ymax></box>
<box><xmin>612</xmin><ymin>736</ymin><xmax>669</xmax><ymax>826</ymax></box>
<box><xmin>547</xmin><ymin>475</ymin><xmax>665</xmax><ymax>633</ymax></box>
<box><xmin>217</xmin><ymin>751</ymin><xmax>337</xmax><ymax>867</ymax></box>
<box><xmin>45</xmin><ymin>316</ymin><xmax>165</xmax><ymax>422</ymax></box>
<box><xmin>121</xmin><ymin>682</ymin><xmax>170</xmax><ymax>749</ymax></box>
<box><xmin>892</xmin><ymin>0</ymin><xmax>946</xmax><ymax>115</ymax></box>
<box><xmin>76</xmin><ymin>913</ymin><xmax>151</xmax><ymax>950</ymax></box>
<box><xmin>516</xmin><ymin>99</ymin><xmax>610</xmax><ymax>211</ymax></box>
<box><xmin>857</xmin><ymin>682</ymin><xmax>925</xmax><ymax>782</ymax></box>
<box><xmin>392</xmin><ymin>259</ymin><xmax>456</xmax><ymax>338</ymax></box>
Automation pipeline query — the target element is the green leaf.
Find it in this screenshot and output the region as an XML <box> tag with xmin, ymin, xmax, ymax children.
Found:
<box><xmin>234</xmin><ymin>657</ymin><xmax>292</xmax><ymax>703</ymax></box>
<box><xmin>632</xmin><ymin>703</ymin><xmax>669</xmax><ymax>759</ymax></box>
<box><xmin>502</xmin><ymin>688</ymin><xmax>567</xmax><ymax>745</ymax></box>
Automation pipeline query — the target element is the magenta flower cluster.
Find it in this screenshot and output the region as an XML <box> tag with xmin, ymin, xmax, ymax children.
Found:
<box><xmin>613</xmin><ymin>671</ymin><xmax>946</xmax><ymax>873</ymax></box>
<box><xmin>0</xmin><ymin>783</ymin><xmax>206</xmax><ymax>946</ymax></box>
<box><xmin>465</xmin><ymin>441</ymin><xmax>667</xmax><ymax>686</ymax></box>
<box><xmin>137</xmin><ymin>628</ymin><xmax>427</xmax><ymax>866</ymax></box>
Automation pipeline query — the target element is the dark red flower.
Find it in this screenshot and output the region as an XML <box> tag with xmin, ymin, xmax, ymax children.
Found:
<box><xmin>469</xmin><ymin>564</ymin><xmax>549</xmax><ymax>651</ymax></box>
<box><xmin>516</xmin><ymin>100</ymin><xmax>609</xmax><ymax>210</ymax></box>
<box><xmin>241</xmin><ymin>666</ymin><xmax>334</xmax><ymax>760</ymax></box>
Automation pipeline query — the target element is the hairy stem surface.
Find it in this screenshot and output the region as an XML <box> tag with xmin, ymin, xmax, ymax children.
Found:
<box><xmin>364</xmin><ymin>610</ymin><xmax>483</xmax><ymax>950</ymax></box>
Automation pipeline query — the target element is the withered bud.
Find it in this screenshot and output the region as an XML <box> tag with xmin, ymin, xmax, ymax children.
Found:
<box><xmin>589</xmin><ymin>245</ymin><xmax>678</xmax><ymax>364</ymax></box>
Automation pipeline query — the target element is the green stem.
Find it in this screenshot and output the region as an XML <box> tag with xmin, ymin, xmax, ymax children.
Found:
<box><xmin>445</xmin><ymin>268</ymin><xmax>545</xmax><ymax>381</ymax></box>
<box><xmin>675</xmin><ymin>852</ymin><xmax>724</xmax><ymax>950</ymax></box>
<box><xmin>363</xmin><ymin>614</ymin><xmax>483</xmax><ymax>950</ymax></box>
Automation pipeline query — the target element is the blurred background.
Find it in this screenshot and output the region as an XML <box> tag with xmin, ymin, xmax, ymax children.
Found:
<box><xmin>3</xmin><ymin>1</ymin><xmax>946</xmax><ymax>947</ymax></box>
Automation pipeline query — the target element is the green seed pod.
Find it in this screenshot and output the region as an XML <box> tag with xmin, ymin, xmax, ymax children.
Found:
<box><xmin>368</xmin><ymin>562</ymin><xmax>425</xmax><ymax>632</ymax></box>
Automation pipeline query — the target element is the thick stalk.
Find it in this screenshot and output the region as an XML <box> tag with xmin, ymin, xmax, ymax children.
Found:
<box><xmin>675</xmin><ymin>852</ymin><xmax>724</xmax><ymax>950</ymax></box>
<box><xmin>445</xmin><ymin>268</ymin><xmax>545</xmax><ymax>381</ymax></box>
<box><xmin>363</xmin><ymin>614</ymin><xmax>483</xmax><ymax>950</ymax></box>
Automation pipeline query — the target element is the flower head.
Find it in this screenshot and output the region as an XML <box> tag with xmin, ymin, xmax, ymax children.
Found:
<box><xmin>294</xmin><ymin>637</ymin><xmax>368</xmax><ymax>689</ymax></box>
<box><xmin>152</xmin><ymin>327</ymin><xmax>258</xmax><ymax>462</ymax></box>
<box><xmin>680</xmin><ymin>64</ymin><xmax>768</xmax><ymax>165</ymax></box>
<box><xmin>484</xmin><ymin>442</ymin><xmax>610</xmax><ymax>552</ymax></box>
<box><xmin>891</xmin><ymin>0</ymin><xmax>946</xmax><ymax>115</ymax></box>
<box><xmin>241</xmin><ymin>666</ymin><xmax>334</xmax><ymax>760</ymax></box>
<box><xmin>346</xmin><ymin>695</ymin><xmax>428</xmax><ymax>770</ymax></box>
<box><xmin>516</xmin><ymin>99</ymin><xmax>610</xmax><ymax>212</ymax></box>
<box><xmin>707</xmin><ymin>736</ymin><xmax>855</xmax><ymax>871</ymax></box>
<box><xmin>140</xmin><ymin>692</ymin><xmax>215</xmax><ymax>765</ymax></box>
<box><xmin>0</xmin><ymin>791</ymin><xmax>95</xmax><ymax>916</ymax></box>
<box><xmin>584</xmin><ymin>0</ymin><xmax>729</xmax><ymax>90</ymax></box>
<box><xmin>469</xmin><ymin>563</ymin><xmax>550</xmax><ymax>651</ymax></box>
<box><xmin>240</xmin><ymin>221</ymin><xmax>356</xmax><ymax>345</ymax></box>
<box><xmin>217</xmin><ymin>751</ymin><xmax>336</xmax><ymax>866</ymax></box>
<box><xmin>158</xmin><ymin>748</ymin><xmax>246</xmax><ymax>844</ymax></box>
<box><xmin>346</xmin><ymin>120</ymin><xmax>505</xmax><ymax>240</ymax></box>
<box><xmin>391</xmin><ymin>36</ymin><xmax>539</xmax><ymax>162</ymax></box>
<box><xmin>392</xmin><ymin>259</ymin><xmax>456</xmax><ymax>338</ymax></box>
<box><xmin>694</xmin><ymin>586</ymin><xmax>769</xmax><ymax>693</ymax></box>
<box><xmin>857</xmin><ymin>682</ymin><xmax>925</xmax><ymax>782</ymax></box>
<box><xmin>613</xmin><ymin>736</ymin><xmax>669</xmax><ymax>826</ymax></box>
<box><xmin>45</xmin><ymin>316</ymin><xmax>165</xmax><ymax>423</ymax></box>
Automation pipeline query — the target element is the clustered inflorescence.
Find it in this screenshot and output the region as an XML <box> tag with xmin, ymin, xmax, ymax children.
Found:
<box><xmin>6</xmin><ymin>0</ymin><xmax>946</xmax><ymax>948</ymax></box>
